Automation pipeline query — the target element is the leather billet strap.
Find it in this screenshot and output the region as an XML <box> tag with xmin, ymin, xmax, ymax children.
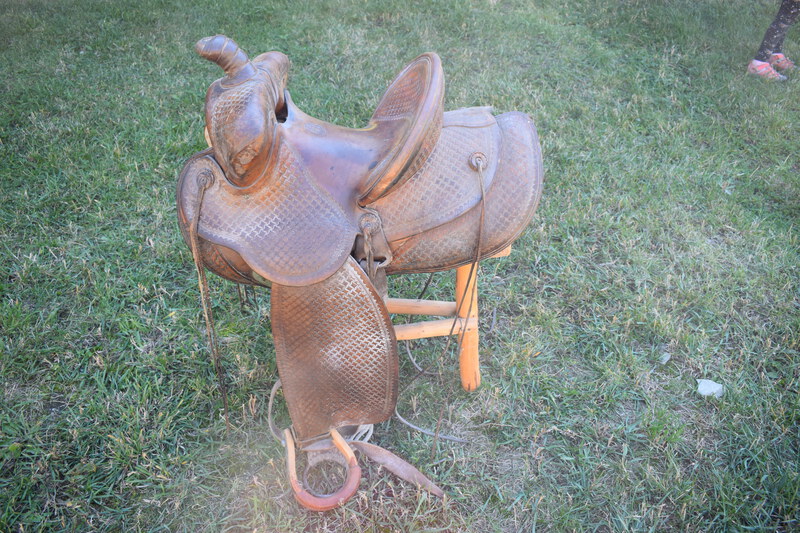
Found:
<box><xmin>350</xmin><ymin>440</ymin><xmax>444</xmax><ymax>499</ymax></box>
<box><xmin>353</xmin><ymin>208</ymin><xmax>392</xmax><ymax>284</ymax></box>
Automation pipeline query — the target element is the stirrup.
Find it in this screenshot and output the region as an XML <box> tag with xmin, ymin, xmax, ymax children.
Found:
<box><xmin>284</xmin><ymin>428</ymin><xmax>362</xmax><ymax>511</ymax></box>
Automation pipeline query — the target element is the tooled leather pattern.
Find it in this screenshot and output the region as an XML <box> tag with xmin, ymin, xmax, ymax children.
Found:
<box><xmin>367</xmin><ymin>108</ymin><xmax>500</xmax><ymax>242</ymax></box>
<box><xmin>386</xmin><ymin>111</ymin><xmax>543</xmax><ymax>273</ymax></box>
<box><xmin>177</xmin><ymin>151</ymin><xmax>258</xmax><ymax>285</ymax></box>
<box><xmin>360</xmin><ymin>55</ymin><xmax>444</xmax><ymax>204</ymax></box>
<box><xmin>271</xmin><ymin>257</ymin><xmax>399</xmax><ymax>442</ymax></box>
<box><xmin>210</xmin><ymin>83</ymin><xmax>257</xmax><ymax>141</ymax></box>
<box><xmin>180</xmin><ymin>142</ymin><xmax>358</xmax><ymax>287</ymax></box>
<box><xmin>399</xmin><ymin>110</ymin><xmax>442</xmax><ymax>182</ymax></box>
<box><xmin>371</xmin><ymin>63</ymin><xmax>426</xmax><ymax>120</ymax></box>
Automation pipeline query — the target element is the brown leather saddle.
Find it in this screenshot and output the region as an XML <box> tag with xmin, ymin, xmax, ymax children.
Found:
<box><xmin>177</xmin><ymin>35</ymin><xmax>543</xmax><ymax>510</ymax></box>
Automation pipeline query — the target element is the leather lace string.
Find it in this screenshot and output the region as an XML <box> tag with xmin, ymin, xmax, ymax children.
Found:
<box><xmin>395</xmin><ymin>154</ymin><xmax>487</xmax><ymax>447</ymax></box>
<box><xmin>189</xmin><ymin>172</ymin><xmax>231</xmax><ymax>432</ymax></box>
<box><xmin>430</xmin><ymin>155</ymin><xmax>486</xmax><ymax>455</ymax></box>
<box><xmin>267</xmin><ymin>378</ymin><xmax>285</xmax><ymax>443</ymax></box>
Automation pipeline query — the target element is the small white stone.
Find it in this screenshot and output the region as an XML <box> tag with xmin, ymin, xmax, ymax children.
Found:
<box><xmin>696</xmin><ymin>379</ymin><xmax>724</xmax><ymax>398</ymax></box>
<box><xmin>659</xmin><ymin>353</ymin><xmax>671</xmax><ymax>365</ymax></box>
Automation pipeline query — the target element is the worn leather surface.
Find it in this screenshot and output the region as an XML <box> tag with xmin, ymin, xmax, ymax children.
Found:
<box><xmin>177</xmin><ymin>40</ymin><xmax>444</xmax><ymax>286</ymax></box>
<box><xmin>367</xmin><ymin>107</ymin><xmax>500</xmax><ymax>242</ymax></box>
<box><xmin>177</xmin><ymin>36</ymin><xmax>543</xmax><ymax>447</ymax></box>
<box><xmin>271</xmin><ymin>257</ymin><xmax>398</xmax><ymax>443</ymax></box>
<box><xmin>386</xmin><ymin>111</ymin><xmax>543</xmax><ymax>273</ymax></box>
<box><xmin>178</xmin><ymin>142</ymin><xmax>359</xmax><ymax>287</ymax></box>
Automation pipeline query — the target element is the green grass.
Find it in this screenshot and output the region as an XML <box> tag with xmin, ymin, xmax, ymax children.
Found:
<box><xmin>1</xmin><ymin>0</ymin><xmax>798</xmax><ymax>530</ymax></box>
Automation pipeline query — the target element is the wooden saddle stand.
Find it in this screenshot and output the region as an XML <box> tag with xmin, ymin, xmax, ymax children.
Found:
<box><xmin>177</xmin><ymin>35</ymin><xmax>543</xmax><ymax>511</ymax></box>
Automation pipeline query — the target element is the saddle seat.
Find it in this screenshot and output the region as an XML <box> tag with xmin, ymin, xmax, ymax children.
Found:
<box><xmin>286</xmin><ymin>52</ymin><xmax>445</xmax><ymax>206</ymax></box>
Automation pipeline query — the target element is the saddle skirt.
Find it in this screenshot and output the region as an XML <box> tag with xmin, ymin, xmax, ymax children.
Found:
<box><xmin>176</xmin><ymin>35</ymin><xmax>543</xmax><ymax>509</ymax></box>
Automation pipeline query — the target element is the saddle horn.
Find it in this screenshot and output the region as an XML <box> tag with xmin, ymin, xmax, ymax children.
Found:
<box><xmin>195</xmin><ymin>35</ymin><xmax>256</xmax><ymax>83</ymax></box>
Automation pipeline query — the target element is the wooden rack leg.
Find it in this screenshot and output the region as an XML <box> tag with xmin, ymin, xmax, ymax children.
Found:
<box><xmin>455</xmin><ymin>264</ymin><xmax>480</xmax><ymax>391</ymax></box>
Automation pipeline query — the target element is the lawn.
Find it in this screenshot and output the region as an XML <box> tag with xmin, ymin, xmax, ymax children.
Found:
<box><xmin>1</xmin><ymin>0</ymin><xmax>798</xmax><ymax>531</ymax></box>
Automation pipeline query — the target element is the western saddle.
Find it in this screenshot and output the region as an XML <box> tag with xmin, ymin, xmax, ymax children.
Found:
<box><xmin>177</xmin><ymin>35</ymin><xmax>543</xmax><ymax>511</ymax></box>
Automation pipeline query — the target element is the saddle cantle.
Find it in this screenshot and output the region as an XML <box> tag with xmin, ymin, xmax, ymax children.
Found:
<box><xmin>177</xmin><ymin>35</ymin><xmax>543</xmax><ymax>511</ymax></box>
